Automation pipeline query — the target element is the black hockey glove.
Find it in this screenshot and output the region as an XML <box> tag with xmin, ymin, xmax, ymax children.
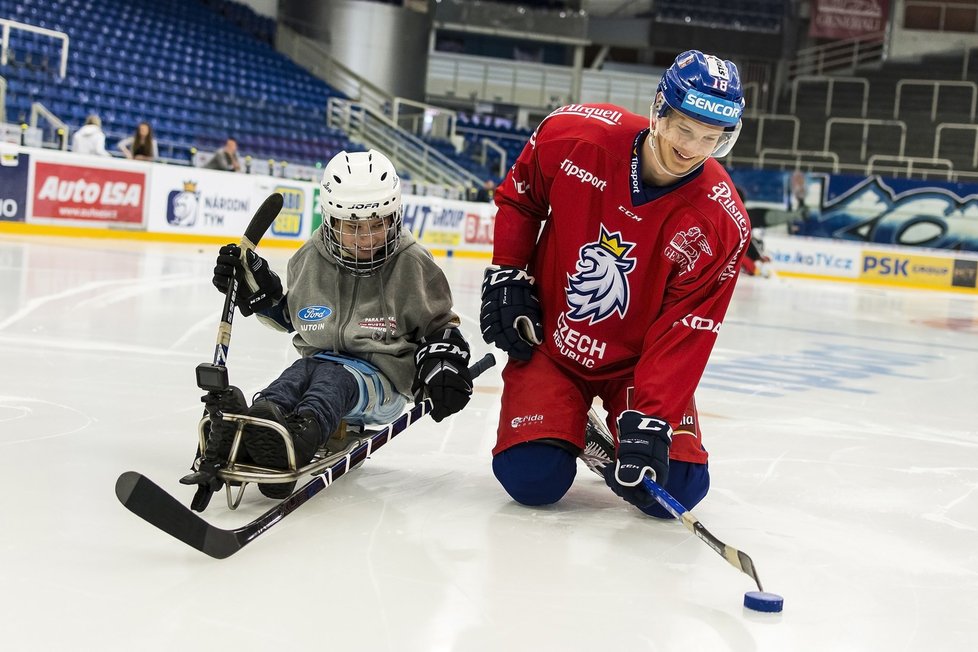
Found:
<box><xmin>602</xmin><ymin>410</ymin><xmax>673</xmax><ymax>509</ymax></box>
<box><xmin>412</xmin><ymin>327</ymin><xmax>473</xmax><ymax>422</ymax></box>
<box><xmin>212</xmin><ymin>243</ymin><xmax>283</xmax><ymax>316</ymax></box>
<box><xmin>480</xmin><ymin>266</ymin><xmax>543</xmax><ymax>361</ymax></box>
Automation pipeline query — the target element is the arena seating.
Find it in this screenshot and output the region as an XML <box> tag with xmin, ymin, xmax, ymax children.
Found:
<box><xmin>731</xmin><ymin>47</ymin><xmax>978</xmax><ymax>180</ymax></box>
<box><xmin>0</xmin><ymin>0</ymin><xmax>355</xmax><ymax>166</ymax></box>
<box><xmin>654</xmin><ymin>0</ymin><xmax>783</xmax><ymax>33</ymax></box>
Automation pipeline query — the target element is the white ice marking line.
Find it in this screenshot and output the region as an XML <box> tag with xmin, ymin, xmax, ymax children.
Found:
<box><xmin>922</xmin><ymin>513</ymin><xmax>977</xmax><ymax>532</ymax></box>
<box><xmin>0</xmin><ymin>278</ymin><xmax>128</xmax><ymax>331</ymax></box>
<box><xmin>0</xmin><ymin>403</ymin><xmax>31</xmax><ymax>423</ymax></box>
<box><xmin>1</xmin><ymin>274</ymin><xmax>201</xmax><ymax>329</ymax></box>
<box><xmin>923</xmin><ymin>482</ymin><xmax>978</xmax><ymax>532</ymax></box>
<box><xmin>0</xmin><ymin>334</ymin><xmax>202</xmax><ymax>359</ymax></box>
<box><xmin>74</xmin><ymin>274</ymin><xmax>200</xmax><ymax>310</ymax></box>
<box><xmin>170</xmin><ymin>313</ymin><xmax>220</xmax><ymax>350</ymax></box>
<box><xmin>757</xmin><ymin>452</ymin><xmax>786</xmax><ymax>485</ymax></box>
<box><xmin>0</xmin><ymin>396</ymin><xmax>95</xmax><ymax>445</ymax></box>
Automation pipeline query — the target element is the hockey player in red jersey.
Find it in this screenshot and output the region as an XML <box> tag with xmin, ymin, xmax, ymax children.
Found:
<box><xmin>480</xmin><ymin>50</ymin><xmax>750</xmax><ymax>518</ymax></box>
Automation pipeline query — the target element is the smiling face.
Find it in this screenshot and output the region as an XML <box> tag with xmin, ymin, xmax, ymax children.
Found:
<box><xmin>644</xmin><ymin>109</ymin><xmax>725</xmax><ymax>185</ymax></box>
<box><xmin>336</xmin><ymin>215</ymin><xmax>392</xmax><ymax>260</ymax></box>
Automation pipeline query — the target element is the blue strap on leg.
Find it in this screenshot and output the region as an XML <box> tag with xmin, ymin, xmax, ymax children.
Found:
<box><xmin>311</xmin><ymin>352</ymin><xmax>407</xmax><ymax>425</ymax></box>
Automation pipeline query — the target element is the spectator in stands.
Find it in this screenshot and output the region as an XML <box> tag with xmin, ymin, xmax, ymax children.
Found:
<box><xmin>117</xmin><ymin>121</ymin><xmax>159</xmax><ymax>162</ymax></box>
<box><xmin>475</xmin><ymin>179</ymin><xmax>496</xmax><ymax>202</ymax></box>
<box><xmin>71</xmin><ymin>115</ymin><xmax>110</xmax><ymax>157</ymax></box>
<box><xmin>790</xmin><ymin>169</ymin><xmax>809</xmax><ymax>219</ymax></box>
<box><xmin>203</xmin><ymin>137</ymin><xmax>241</xmax><ymax>172</ymax></box>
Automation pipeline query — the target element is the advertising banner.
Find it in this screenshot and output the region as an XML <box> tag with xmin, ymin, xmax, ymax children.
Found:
<box><xmin>0</xmin><ymin>150</ymin><xmax>29</xmax><ymax>222</ymax></box>
<box><xmin>146</xmin><ymin>166</ymin><xmax>310</xmax><ymax>240</ymax></box>
<box><xmin>729</xmin><ymin>168</ymin><xmax>978</xmax><ymax>253</ymax></box>
<box><xmin>765</xmin><ymin>234</ymin><xmax>860</xmax><ymax>278</ymax></box>
<box><xmin>861</xmin><ymin>249</ymin><xmax>957</xmax><ymax>289</ymax></box>
<box><xmin>308</xmin><ymin>192</ymin><xmax>494</xmax><ymax>255</ymax></box>
<box><xmin>402</xmin><ymin>196</ymin><xmax>494</xmax><ymax>253</ymax></box>
<box><xmin>810</xmin><ymin>0</ymin><xmax>889</xmax><ymax>40</ymax></box>
<box><xmin>952</xmin><ymin>259</ymin><xmax>978</xmax><ymax>289</ymax></box>
<box><xmin>32</xmin><ymin>161</ymin><xmax>146</xmax><ymax>224</ymax></box>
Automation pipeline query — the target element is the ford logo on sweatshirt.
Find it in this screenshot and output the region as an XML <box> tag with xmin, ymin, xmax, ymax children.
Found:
<box><xmin>298</xmin><ymin>305</ymin><xmax>332</xmax><ymax>321</ymax></box>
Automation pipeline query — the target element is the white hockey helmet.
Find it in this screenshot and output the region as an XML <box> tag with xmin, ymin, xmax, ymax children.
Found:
<box><xmin>320</xmin><ymin>149</ymin><xmax>403</xmax><ymax>276</ymax></box>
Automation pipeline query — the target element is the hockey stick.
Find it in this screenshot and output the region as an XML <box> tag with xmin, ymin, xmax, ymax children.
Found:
<box><xmin>640</xmin><ymin>477</ymin><xmax>766</xmax><ymax>592</ymax></box>
<box><xmin>583</xmin><ymin>410</ymin><xmax>766</xmax><ymax>592</ymax></box>
<box><xmin>209</xmin><ymin>191</ymin><xmax>283</xmax><ymax>371</ymax></box>
<box><xmin>116</xmin><ymin>352</ymin><xmax>496</xmax><ymax>559</ymax></box>
<box><xmin>187</xmin><ymin>192</ymin><xmax>284</xmax><ymax>511</ymax></box>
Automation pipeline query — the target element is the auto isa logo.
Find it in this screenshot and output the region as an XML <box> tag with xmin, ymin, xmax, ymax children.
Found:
<box><xmin>166</xmin><ymin>181</ymin><xmax>200</xmax><ymax>227</ymax></box>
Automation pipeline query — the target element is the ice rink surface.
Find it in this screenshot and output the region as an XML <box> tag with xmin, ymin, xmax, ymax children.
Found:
<box><xmin>1</xmin><ymin>234</ymin><xmax>976</xmax><ymax>652</ymax></box>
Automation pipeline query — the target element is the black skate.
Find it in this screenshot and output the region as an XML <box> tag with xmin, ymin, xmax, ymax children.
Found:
<box><xmin>581</xmin><ymin>409</ymin><xmax>615</xmax><ymax>477</ymax></box>
<box><xmin>243</xmin><ymin>399</ymin><xmax>323</xmax><ymax>499</ymax></box>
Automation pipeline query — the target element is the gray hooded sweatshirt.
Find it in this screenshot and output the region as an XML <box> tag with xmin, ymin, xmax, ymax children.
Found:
<box><xmin>276</xmin><ymin>226</ymin><xmax>461</xmax><ymax>396</ymax></box>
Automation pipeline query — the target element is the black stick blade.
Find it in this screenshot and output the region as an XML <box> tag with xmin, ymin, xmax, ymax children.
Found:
<box><xmin>114</xmin><ymin>354</ymin><xmax>497</xmax><ymax>559</ymax></box>
<box><xmin>115</xmin><ymin>472</ymin><xmax>240</xmax><ymax>559</ymax></box>
<box><xmin>241</xmin><ymin>192</ymin><xmax>284</xmax><ymax>250</ymax></box>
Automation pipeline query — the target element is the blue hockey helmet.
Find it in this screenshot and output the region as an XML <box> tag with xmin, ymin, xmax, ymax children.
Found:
<box><xmin>653</xmin><ymin>50</ymin><xmax>745</xmax><ymax>157</ymax></box>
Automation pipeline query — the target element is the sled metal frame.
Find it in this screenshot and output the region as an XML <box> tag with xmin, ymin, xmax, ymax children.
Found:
<box><xmin>196</xmin><ymin>415</ymin><xmax>370</xmax><ymax>510</ymax></box>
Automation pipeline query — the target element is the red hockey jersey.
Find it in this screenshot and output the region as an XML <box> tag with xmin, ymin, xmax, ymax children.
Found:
<box><xmin>492</xmin><ymin>103</ymin><xmax>750</xmax><ymax>433</ymax></box>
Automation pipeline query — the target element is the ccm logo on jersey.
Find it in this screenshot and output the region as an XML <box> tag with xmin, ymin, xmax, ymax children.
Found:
<box><xmin>618</xmin><ymin>205</ymin><xmax>641</xmax><ymax>222</ymax></box>
<box><xmin>678</xmin><ymin>313</ymin><xmax>722</xmax><ymax>333</ymax></box>
<box><xmin>560</xmin><ymin>159</ymin><xmax>608</xmax><ymax>191</ymax></box>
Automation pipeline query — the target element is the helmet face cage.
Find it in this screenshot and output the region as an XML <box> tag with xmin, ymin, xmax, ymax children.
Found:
<box><xmin>322</xmin><ymin>209</ymin><xmax>402</xmax><ymax>276</ymax></box>
<box><xmin>319</xmin><ymin>150</ymin><xmax>403</xmax><ymax>276</ymax></box>
<box><xmin>652</xmin><ymin>50</ymin><xmax>745</xmax><ymax>158</ymax></box>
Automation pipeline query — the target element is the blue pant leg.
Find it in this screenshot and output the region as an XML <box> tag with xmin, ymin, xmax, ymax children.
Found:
<box><xmin>293</xmin><ymin>360</ymin><xmax>359</xmax><ymax>435</ymax></box>
<box><xmin>257</xmin><ymin>357</ymin><xmax>320</xmax><ymax>412</ymax></box>
<box><xmin>637</xmin><ymin>461</ymin><xmax>711</xmax><ymax>519</ymax></box>
<box><xmin>492</xmin><ymin>441</ymin><xmax>578</xmax><ymax>506</ymax></box>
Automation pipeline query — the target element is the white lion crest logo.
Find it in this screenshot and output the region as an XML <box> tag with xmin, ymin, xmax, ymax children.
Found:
<box><xmin>565</xmin><ymin>227</ymin><xmax>636</xmax><ymax>324</ymax></box>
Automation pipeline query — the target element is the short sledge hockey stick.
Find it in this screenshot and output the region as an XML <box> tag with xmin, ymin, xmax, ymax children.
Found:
<box><xmin>188</xmin><ymin>192</ymin><xmax>284</xmax><ymax>511</ymax></box>
<box><xmin>116</xmin><ymin>353</ymin><xmax>496</xmax><ymax>559</ymax></box>
<box><xmin>211</xmin><ymin>191</ymin><xmax>283</xmax><ymax>368</ymax></box>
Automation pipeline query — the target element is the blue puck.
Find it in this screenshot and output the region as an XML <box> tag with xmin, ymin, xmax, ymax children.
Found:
<box><xmin>744</xmin><ymin>591</ymin><xmax>784</xmax><ymax>613</ymax></box>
